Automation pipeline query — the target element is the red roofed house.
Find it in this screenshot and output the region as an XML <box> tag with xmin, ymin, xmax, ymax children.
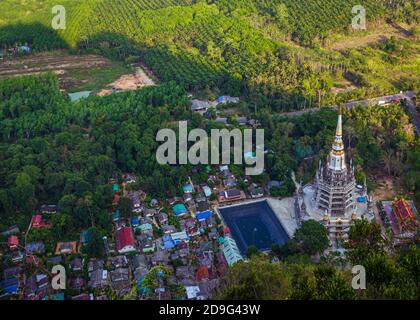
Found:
<box><xmin>8</xmin><ymin>235</ymin><xmax>19</xmax><ymax>250</ymax></box>
<box><xmin>392</xmin><ymin>198</ymin><xmax>418</xmax><ymax>233</ymax></box>
<box><xmin>32</xmin><ymin>215</ymin><xmax>50</xmax><ymax>228</ymax></box>
<box><xmin>218</xmin><ymin>189</ymin><xmax>244</xmax><ymax>203</ymax></box>
<box><xmin>112</xmin><ymin>194</ymin><xmax>120</xmax><ymax>206</ymax></box>
<box><xmin>195</xmin><ymin>266</ymin><xmax>210</xmax><ymax>282</ymax></box>
<box><xmin>115</xmin><ymin>227</ymin><xmax>136</xmax><ymax>253</ymax></box>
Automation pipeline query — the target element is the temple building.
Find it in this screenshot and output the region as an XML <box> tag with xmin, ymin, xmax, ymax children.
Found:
<box><xmin>315</xmin><ymin>113</ymin><xmax>356</xmax><ymax>216</ymax></box>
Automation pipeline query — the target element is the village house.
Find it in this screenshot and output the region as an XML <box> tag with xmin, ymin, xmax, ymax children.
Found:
<box><xmin>69</xmin><ymin>276</ymin><xmax>85</xmax><ymax>291</ymax></box>
<box><xmin>88</xmin><ymin>268</ymin><xmax>108</xmax><ymax>289</ymax></box>
<box><xmin>110</xmin><ymin>268</ymin><xmax>131</xmax><ymax>295</ymax></box>
<box><xmin>7</xmin><ymin>235</ymin><xmax>19</xmax><ymax>250</ymax></box>
<box><xmin>115</xmin><ymin>226</ymin><xmax>136</xmax><ymax>254</ymax></box>
<box><xmin>69</xmin><ymin>257</ymin><xmax>83</xmax><ymax>272</ymax></box>
<box><xmin>218</xmin><ymin>189</ymin><xmax>245</xmax><ymax>203</ymax></box>
<box><xmin>109</xmin><ymin>255</ymin><xmax>129</xmax><ymax>269</ymax></box>
<box><xmin>156</xmin><ymin>212</ymin><xmax>168</xmax><ymax>225</ymax></box>
<box><xmin>151</xmin><ymin>250</ymin><xmax>169</xmax><ymax>266</ymax></box>
<box><xmin>40</xmin><ymin>204</ymin><xmax>58</xmax><ymax>214</ymax></box>
<box><xmin>55</xmin><ymin>241</ymin><xmax>77</xmax><ymax>255</ymax></box>
<box><xmin>25</xmin><ymin>241</ymin><xmax>45</xmax><ymax>255</ymax></box>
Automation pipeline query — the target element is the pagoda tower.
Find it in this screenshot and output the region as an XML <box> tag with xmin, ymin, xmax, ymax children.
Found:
<box><xmin>315</xmin><ymin>113</ymin><xmax>355</xmax><ymax>216</ymax></box>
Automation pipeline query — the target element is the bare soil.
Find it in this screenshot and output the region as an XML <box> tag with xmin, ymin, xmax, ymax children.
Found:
<box><xmin>97</xmin><ymin>66</ymin><xmax>155</xmax><ymax>96</ymax></box>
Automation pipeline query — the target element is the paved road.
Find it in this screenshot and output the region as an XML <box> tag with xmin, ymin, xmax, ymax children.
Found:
<box><xmin>279</xmin><ymin>91</ymin><xmax>419</xmax><ymax>135</ymax></box>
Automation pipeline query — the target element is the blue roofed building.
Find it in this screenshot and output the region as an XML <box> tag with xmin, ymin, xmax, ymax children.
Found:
<box><xmin>170</xmin><ymin>231</ymin><xmax>190</xmax><ymax>245</ymax></box>
<box><xmin>196</xmin><ymin>210</ymin><xmax>213</xmax><ymax>221</ymax></box>
<box><xmin>163</xmin><ymin>235</ymin><xmax>176</xmax><ymax>250</ymax></box>
<box><xmin>131</xmin><ymin>216</ymin><xmax>139</xmax><ymax>227</ymax></box>
<box><xmin>0</xmin><ymin>277</ymin><xmax>19</xmax><ymax>295</ymax></box>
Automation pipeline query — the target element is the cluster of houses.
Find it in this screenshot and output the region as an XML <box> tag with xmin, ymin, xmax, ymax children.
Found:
<box><xmin>0</xmin><ymin>166</ymin><xmax>283</xmax><ymax>300</ymax></box>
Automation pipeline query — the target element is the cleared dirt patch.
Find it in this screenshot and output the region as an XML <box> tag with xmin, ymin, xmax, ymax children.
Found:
<box><xmin>327</xmin><ymin>23</ymin><xmax>411</xmax><ymax>51</ymax></box>
<box><xmin>97</xmin><ymin>66</ymin><xmax>155</xmax><ymax>96</ymax></box>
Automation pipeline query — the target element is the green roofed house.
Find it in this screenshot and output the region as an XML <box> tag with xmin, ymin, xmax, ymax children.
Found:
<box><xmin>183</xmin><ymin>184</ymin><xmax>194</xmax><ymax>194</ymax></box>
<box><xmin>173</xmin><ymin>203</ymin><xmax>188</xmax><ymax>217</ymax></box>
<box><xmin>139</xmin><ymin>223</ymin><xmax>153</xmax><ymax>233</ymax></box>
<box><xmin>112</xmin><ymin>210</ymin><xmax>121</xmax><ymax>222</ymax></box>
<box><xmin>223</xmin><ymin>236</ymin><xmax>243</xmax><ymax>266</ymax></box>
<box><xmin>112</xmin><ymin>184</ymin><xmax>119</xmax><ymax>193</ymax></box>
<box><xmin>202</xmin><ymin>186</ymin><xmax>212</xmax><ymax>198</ymax></box>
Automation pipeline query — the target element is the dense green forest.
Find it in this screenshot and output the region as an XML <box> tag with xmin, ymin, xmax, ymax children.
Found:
<box><xmin>0</xmin><ymin>0</ymin><xmax>418</xmax><ymax>111</ymax></box>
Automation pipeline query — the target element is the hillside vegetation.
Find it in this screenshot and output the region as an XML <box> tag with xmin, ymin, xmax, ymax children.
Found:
<box><xmin>0</xmin><ymin>0</ymin><xmax>418</xmax><ymax>111</ymax></box>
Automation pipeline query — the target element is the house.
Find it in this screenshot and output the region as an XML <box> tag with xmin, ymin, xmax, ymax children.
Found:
<box><xmin>110</xmin><ymin>268</ymin><xmax>131</xmax><ymax>295</ymax></box>
<box><xmin>183</xmin><ymin>193</ymin><xmax>193</xmax><ymax>202</ymax></box>
<box><xmin>139</xmin><ymin>223</ymin><xmax>153</xmax><ymax>234</ymax></box>
<box><xmin>131</xmin><ymin>216</ymin><xmax>139</xmax><ymax>227</ymax></box>
<box><xmin>183</xmin><ymin>183</ymin><xmax>194</xmax><ymax>194</ymax></box>
<box><xmin>218</xmin><ymin>189</ymin><xmax>245</xmax><ymax>202</ymax></box>
<box><xmin>111</xmin><ymin>210</ymin><xmax>121</xmax><ymax>222</ymax></box>
<box><xmin>151</xmin><ymin>251</ymin><xmax>169</xmax><ymax>266</ymax></box>
<box><xmin>3</xmin><ymin>267</ymin><xmax>22</xmax><ymax>280</ymax></box>
<box><xmin>72</xmin><ymin>293</ymin><xmax>92</xmax><ymax>300</ymax></box>
<box><xmin>115</xmin><ymin>227</ymin><xmax>136</xmax><ymax>253</ymax></box>
<box><xmin>40</xmin><ymin>204</ymin><xmax>58</xmax><ymax>214</ymax></box>
<box><xmin>112</xmin><ymin>184</ymin><xmax>119</xmax><ymax>193</ymax></box>
<box><xmin>173</xmin><ymin>203</ymin><xmax>188</xmax><ymax>217</ymax></box>
<box><xmin>171</xmin><ymin>231</ymin><xmax>190</xmax><ymax>245</ymax></box>
<box><xmin>223</xmin><ymin>174</ymin><xmax>237</xmax><ymax>189</ymax></box>
<box><xmin>69</xmin><ymin>277</ymin><xmax>85</xmax><ymax>291</ymax></box>
<box><xmin>150</xmin><ymin>198</ymin><xmax>159</xmax><ymax>207</ymax></box>
<box><xmin>202</xmin><ymin>185</ymin><xmax>212</xmax><ymax>198</ymax></box>
<box><xmin>32</xmin><ymin>215</ymin><xmax>50</xmax><ymax>228</ymax></box>
<box><xmin>217</xmin><ymin>96</ymin><xmax>239</xmax><ymax>105</ymax></box>
<box><xmin>215</xmin><ymin>117</ymin><xmax>228</xmax><ymax>125</ymax></box>
<box><xmin>112</xmin><ymin>193</ymin><xmax>120</xmax><ymax>206</ymax></box>
<box><xmin>195</xmin><ymin>266</ymin><xmax>210</xmax><ymax>282</ymax></box>
<box><xmin>131</xmin><ymin>255</ymin><xmax>149</xmax><ymax>271</ymax></box>
<box><xmin>55</xmin><ymin>241</ymin><xmax>77</xmax><ymax>255</ymax></box>
<box><xmin>248</xmin><ymin>184</ymin><xmax>264</xmax><ymax>198</ymax></box>
<box><xmin>124</xmin><ymin>173</ymin><xmax>137</xmax><ymax>184</ymax></box>
<box><xmin>10</xmin><ymin>250</ymin><xmax>24</xmax><ymax>263</ymax></box>
<box><xmin>109</xmin><ymin>255</ymin><xmax>128</xmax><ymax>269</ymax></box>
<box><xmin>163</xmin><ymin>235</ymin><xmax>176</xmax><ymax>250</ymax></box>
<box><xmin>24</xmin><ymin>275</ymin><xmax>37</xmax><ymax>299</ymax></box>
<box><xmin>88</xmin><ymin>269</ymin><xmax>108</xmax><ymax>289</ymax></box>
<box><xmin>185</xmin><ymin>286</ymin><xmax>203</xmax><ymax>300</ymax></box>
<box><xmin>156</xmin><ymin>212</ymin><xmax>168</xmax><ymax>225</ymax></box>
<box><xmin>196</xmin><ymin>210</ymin><xmax>213</xmax><ymax>221</ymax></box>
<box><xmin>191</xmin><ymin>99</ymin><xmax>215</xmax><ymax>112</ymax></box>
<box><xmin>69</xmin><ymin>257</ymin><xmax>83</xmax><ymax>272</ymax></box>
<box><xmin>141</xmin><ymin>239</ymin><xmax>156</xmax><ymax>253</ymax></box>
<box><xmin>162</xmin><ymin>225</ymin><xmax>176</xmax><ymax>234</ymax></box>
<box><xmin>237</xmin><ymin>116</ymin><xmax>248</xmax><ymax>126</ymax></box>
<box><xmin>25</xmin><ymin>241</ymin><xmax>45</xmax><ymax>254</ymax></box>
<box><xmin>0</xmin><ymin>277</ymin><xmax>19</xmax><ymax>295</ymax></box>
<box><xmin>87</xmin><ymin>259</ymin><xmax>104</xmax><ymax>273</ymax></box>
<box><xmin>223</xmin><ymin>237</ymin><xmax>243</xmax><ymax>266</ymax></box>
<box><xmin>127</xmin><ymin>191</ymin><xmax>142</xmax><ymax>213</ymax></box>
<box><xmin>144</xmin><ymin>208</ymin><xmax>157</xmax><ymax>217</ymax></box>
<box><xmin>8</xmin><ymin>235</ymin><xmax>19</xmax><ymax>250</ymax></box>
